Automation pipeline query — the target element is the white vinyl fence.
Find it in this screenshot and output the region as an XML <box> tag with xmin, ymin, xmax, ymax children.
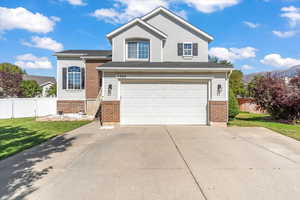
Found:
<box><xmin>0</xmin><ymin>98</ymin><xmax>57</xmax><ymax>119</ymax></box>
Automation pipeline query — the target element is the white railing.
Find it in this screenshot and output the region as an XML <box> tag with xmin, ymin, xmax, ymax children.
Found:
<box><xmin>0</xmin><ymin>98</ymin><xmax>57</xmax><ymax>119</ymax></box>
<box><xmin>93</xmin><ymin>88</ymin><xmax>103</xmax><ymax>117</ymax></box>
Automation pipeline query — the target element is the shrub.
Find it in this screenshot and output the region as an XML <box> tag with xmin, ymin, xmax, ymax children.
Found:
<box><xmin>251</xmin><ymin>74</ymin><xmax>300</xmax><ymax>121</ymax></box>
<box><xmin>20</xmin><ymin>80</ymin><xmax>42</xmax><ymax>97</ymax></box>
<box><xmin>228</xmin><ymin>89</ymin><xmax>239</xmax><ymax>120</ymax></box>
<box><xmin>0</xmin><ymin>71</ymin><xmax>22</xmax><ymax>97</ymax></box>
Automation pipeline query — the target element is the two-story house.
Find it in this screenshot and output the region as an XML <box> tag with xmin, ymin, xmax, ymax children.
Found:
<box><xmin>54</xmin><ymin>7</ymin><xmax>233</xmax><ymax>126</ymax></box>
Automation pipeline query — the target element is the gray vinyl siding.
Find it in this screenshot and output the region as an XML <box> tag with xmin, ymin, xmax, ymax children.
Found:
<box><xmin>112</xmin><ymin>24</ymin><xmax>162</xmax><ymax>62</ymax></box>
<box><xmin>145</xmin><ymin>13</ymin><xmax>209</xmax><ymax>62</ymax></box>
<box><xmin>102</xmin><ymin>72</ymin><xmax>228</xmax><ymax>101</ymax></box>
<box><xmin>56</xmin><ymin>58</ymin><xmax>86</xmax><ymax>100</ymax></box>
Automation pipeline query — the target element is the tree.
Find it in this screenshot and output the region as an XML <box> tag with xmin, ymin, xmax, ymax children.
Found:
<box><xmin>251</xmin><ymin>74</ymin><xmax>300</xmax><ymax>121</ymax></box>
<box><xmin>209</xmin><ymin>56</ymin><xmax>233</xmax><ymax>67</ymax></box>
<box><xmin>228</xmin><ymin>88</ymin><xmax>239</xmax><ymax>120</ymax></box>
<box><xmin>0</xmin><ymin>71</ymin><xmax>23</xmax><ymax>97</ymax></box>
<box><xmin>0</xmin><ymin>63</ymin><xmax>26</xmax><ymax>74</ymax></box>
<box><xmin>247</xmin><ymin>75</ymin><xmax>263</xmax><ymax>97</ymax></box>
<box><xmin>229</xmin><ymin>70</ymin><xmax>247</xmax><ymax>97</ymax></box>
<box><xmin>47</xmin><ymin>84</ymin><xmax>57</xmax><ymax>97</ymax></box>
<box><xmin>20</xmin><ymin>80</ymin><xmax>42</xmax><ymax>97</ymax></box>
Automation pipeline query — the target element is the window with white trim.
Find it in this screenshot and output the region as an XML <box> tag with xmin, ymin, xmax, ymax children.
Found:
<box><xmin>183</xmin><ymin>43</ymin><xmax>192</xmax><ymax>56</ymax></box>
<box><xmin>67</xmin><ymin>66</ymin><xmax>81</xmax><ymax>89</ymax></box>
<box><xmin>127</xmin><ymin>41</ymin><xmax>150</xmax><ymax>60</ymax></box>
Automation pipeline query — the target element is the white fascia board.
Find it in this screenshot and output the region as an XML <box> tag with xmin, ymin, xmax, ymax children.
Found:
<box><xmin>106</xmin><ymin>18</ymin><xmax>167</xmax><ymax>39</ymax></box>
<box><xmin>53</xmin><ymin>53</ymin><xmax>86</xmax><ymax>57</ymax></box>
<box><xmin>80</xmin><ymin>56</ymin><xmax>111</xmax><ymax>60</ymax></box>
<box><xmin>142</xmin><ymin>7</ymin><xmax>214</xmax><ymax>42</ymax></box>
<box><xmin>96</xmin><ymin>67</ymin><xmax>232</xmax><ymax>72</ymax></box>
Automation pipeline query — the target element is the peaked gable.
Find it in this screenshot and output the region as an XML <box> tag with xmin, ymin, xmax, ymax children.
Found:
<box><xmin>106</xmin><ymin>18</ymin><xmax>167</xmax><ymax>41</ymax></box>
<box><xmin>142</xmin><ymin>7</ymin><xmax>214</xmax><ymax>42</ymax></box>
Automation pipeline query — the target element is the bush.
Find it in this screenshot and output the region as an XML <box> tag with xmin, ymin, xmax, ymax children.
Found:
<box><xmin>20</xmin><ymin>80</ymin><xmax>42</xmax><ymax>97</ymax></box>
<box><xmin>228</xmin><ymin>89</ymin><xmax>239</xmax><ymax>120</ymax></box>
<box><xmin>0</xmin><ymin>71</ymin><xmax>22</xmax><ymax>97</ymax></box>
<box><xmin>251</xmin><ymin>74</ymin><xmax>300</xmax><ymax>121</ymax></box>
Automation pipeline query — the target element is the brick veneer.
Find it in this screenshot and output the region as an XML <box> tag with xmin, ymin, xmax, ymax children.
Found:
<box><xmin>57</xmin><ymin>100</ymin><xmax>85</xmax><ymax>114</ymax></box>
<box><xmin>101</xmin><ymin>101</ymin><xmax>120</xmax><ymax>122</ymax></box>
<box><xmin>85</xmin><ymin>60</ymin><xmax>104</xmax><ymax>99</ymax></box>
<box><xmin>209</xmin><ymin>101</ymin><xmax>228</xmax><ymax>123</ymax></box>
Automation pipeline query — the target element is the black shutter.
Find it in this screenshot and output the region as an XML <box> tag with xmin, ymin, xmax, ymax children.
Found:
<box><xmin>177</xmin><ymin>43</ymin><xmax>183</xmax><ymax>56</ymax></box>
<box><xmin>193</xmin><ymin>43</ymin><xmax>198</xmax><ymax>56</ymax></box>
<box><xmin>81</xmin><ymin>68</ymin><xmax>85</xmax><ymax>89</ymax></box>
<box><xmin>62</xmin><ymin>68</ymin><xmax>67</xmax><ymax>89</ymax></box>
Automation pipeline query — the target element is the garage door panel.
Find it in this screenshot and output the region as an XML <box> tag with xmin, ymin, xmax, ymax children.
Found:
<box><xmin>121</xmin><ymin>81</ymin><xmax>208</xmax><ymax>125</ymax></box>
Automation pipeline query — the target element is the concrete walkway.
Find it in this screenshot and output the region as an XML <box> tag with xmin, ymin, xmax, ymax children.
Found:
<box><xmin>1</xmin><ymin>122</ymin><xmax>300</xmax><ymax>200</ymax></box>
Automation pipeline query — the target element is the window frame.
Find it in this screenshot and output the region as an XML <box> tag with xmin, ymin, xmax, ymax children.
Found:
<box><xmin>183</xmin><ymin>42</ymin><xmax>193</xmax><ymax>57</ymax></box>
<box><xmin>67</xmin><ymin>66</ymin><xmax>82</xmax><ymax>90</ymax></box>
<box><xmin>126</xmin><ymin>40</ymin><xmax>150</xmax><ymax>61</ymax></box>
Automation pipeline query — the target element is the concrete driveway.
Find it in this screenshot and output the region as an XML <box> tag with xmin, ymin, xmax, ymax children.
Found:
<box><xmin>1</xmin><ymin>122</ymin><xmax>300</xmax><ymax>200</ymax></box>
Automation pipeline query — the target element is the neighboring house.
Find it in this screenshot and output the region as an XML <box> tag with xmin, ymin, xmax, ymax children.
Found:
<box><xmin>23</xmin><ymin>75</ymin><xmax>56</xmax><ymax>97</ymax></box>
<box><xmin>54</xmin><ymin>7</ymin><xmax>233</xmax><ymax>126</ymax></box>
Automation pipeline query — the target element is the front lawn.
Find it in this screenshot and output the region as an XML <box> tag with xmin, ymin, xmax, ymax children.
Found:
<box><xmin>229</xmin><ymin>112</ymin><xmax>300</xmax><ymax>140</ymax></box>
<box><xmin>0</xmin><ymin>118</ymin><xmax>91</xmax><ymax>160</ymax></box>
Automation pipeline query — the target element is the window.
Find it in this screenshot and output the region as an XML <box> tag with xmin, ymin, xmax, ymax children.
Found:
<box><xmin>67</xmin><ymin>66</ymin><xmax>81</xmax><ymax>89</ymax></box>
<box><xmin>183</xmin><ymin>43</ymin><xmax>192</xmax><ymax>56</ymax></box>
<box><xmin>127</xmin><ymin>41</ymin><xmax>150</xmax><ymax>60</ymax></box>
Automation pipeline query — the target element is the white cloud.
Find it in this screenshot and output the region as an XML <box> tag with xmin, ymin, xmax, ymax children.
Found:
<box><xmin>183</xmin><ymin>0</ymin><xmax>240</xmax><ymax>14</ymax></box>
<box><xmin>272</xmin><ymin>30</ymin><xmax>297</xmax><ymax>38</ymax></box>
<box><xmin>92</xmin><ymin>0</ymin><xmax>169</xmax><ymax>24</ymax></box>
<box><xmin>91</xmin><ymin>0</ymin><xmax>240</xmax><ymax>24</ymax></box>
<box><xmin>260</xmin><ymin>53</ymin><xmax>300</xmax><ymax>68</ymax></box>
<box><xmin>22</xmin><ymin>36</ymin><xmax>64</xmax><ymax>52</ymax></box>
<box><xmin>241</xmin><ymin>64</ymin><xmax>254</xmax><ymax>70</ymax></box>
<box><xmin>243</xmin><ymin>21</ymin><xmax>260</xmax><ymax>28</ymax></box>
<box><xmin>209</xmin><ymin>47</ymin><xmax>257</xmax><ymax>62</ymax></box>
<box><xmin>281</xmin><ymin>6</ymin><xmax>300</xmax><ymax>27</ymax></box>
<box><xmin>0</xmin><ymin>7</ymin><xmax>58</xmax><ymax>34</ymax></box>
<box><xmin>66</xmin><ymin>0</ymin><xmax>86</xmax><ymax>6</ymax></box>
<box><xmin>15</xmin><ymin>54</ymin><xmax>52</xmax><ymax>69</ymax></box>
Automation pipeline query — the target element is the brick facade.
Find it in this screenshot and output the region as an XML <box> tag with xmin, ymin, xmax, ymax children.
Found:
<box><xmin>209</xmin><ymin>101</ymin><xmax>228</xmax><ymax>123</ymax></box>
<box><xmin>57</xmin><ymin>100</ymin><xmax>85</xmax><ymax>114</ymax></box>
<box><xmin>101</xmin><ymin>101</ymin><xmax>120</xmax><ymax>122</ymax></box>
<box><xmin>238</xmin><ymin>98</ymin><xmax>265</xmax><ymax>114</ymax></box>
<box><xmin>85</xmin><ymin>60</ymin><xmax>104</xmax><ymax>99</ymax></box>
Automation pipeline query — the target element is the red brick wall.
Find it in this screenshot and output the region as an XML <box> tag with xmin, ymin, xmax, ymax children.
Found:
<box><xmin>101</xmin><ymin>101</ymin><xmax>120</xmax><ymax>122</ymax></box>
<box><xmin>57</xmin><ymin>100</ymin><xmax>85</xmax><ymax>114</ymax></box>
<box><xmin>238</xmin><ymin>98</ymin><xmax>265</xmax><ymax>114</ymax></box>
<box><xmin>209</xmin><ymin>101</ymin><xmax>228</xmax><ymax>123</ymax></box>
<box><xmin>85</xmin><ymin>60</ymin><xmax>104</xmax><ymax>99</ymax></box>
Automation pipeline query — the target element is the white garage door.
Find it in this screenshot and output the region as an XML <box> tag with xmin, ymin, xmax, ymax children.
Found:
<box><xmin>120</xmin><ymin>80</ymin><xmax>208</xmax><ymax>125</ymax></box>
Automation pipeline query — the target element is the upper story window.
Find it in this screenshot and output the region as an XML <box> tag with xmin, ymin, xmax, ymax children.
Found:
<box><xmin>127</xmin><ymin>40</ymin><xmax>150</xmax><ymax>60</ymax></box>
<box><xmin>67</xmin><ymin>66</ymin><xmax>81</xmax><ymax>90</ymax></box>
<box><xmin>178</xmin><ymin>43</ymin><xmax>198</xmax><ymax>57</ymax></box>
<box><xmin>183</xmin><ymin>43</ymin><xmax>192</xmax><ymax>56</ymax></box>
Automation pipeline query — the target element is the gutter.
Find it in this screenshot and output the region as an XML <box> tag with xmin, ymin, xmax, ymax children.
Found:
<box><xmin>96</xmin><ymin>67</ymin><xmax>233</xmax><ymax>72</ymax></box>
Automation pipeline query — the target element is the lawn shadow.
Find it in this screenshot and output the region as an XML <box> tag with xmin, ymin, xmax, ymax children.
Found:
<box><xmin>237</xmin><ymin>115</ymin><xmax>272</xmax><ymax>122</ymax></box>
<box><xmin>0</xmin><ymin>126</ymin><xmax>75</xmax><ymax>200</ymax></box>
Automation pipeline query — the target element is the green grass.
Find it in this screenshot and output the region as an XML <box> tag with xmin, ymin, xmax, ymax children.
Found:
<box><xmin>0</xmin><ymin>118</ymin><xmax>91</xmax><ymax>160</ymax></box>
<box><xmin>229</xmin><ymin>112</ymin><xmax>300</xmax><ymax>140</ymax></box>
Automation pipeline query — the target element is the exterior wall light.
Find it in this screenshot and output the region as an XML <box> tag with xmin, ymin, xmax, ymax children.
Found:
<box><xmin>217</xmin><ymin>84</ymin><xmax>222</xmax><ymax>96</ymax></box>
<box><xmin>108</xmin><ymin>84</ymin><xmax>112</xmax><ymax>96</ymax></box>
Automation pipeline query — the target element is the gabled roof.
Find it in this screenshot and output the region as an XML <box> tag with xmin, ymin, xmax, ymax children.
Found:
<box><xmin>142</xmin><ymin>7</ymin><xmax>214</xmax><ymax>42</ymax></box>
<box><xmin>106</xmin><ymin>18</ymin><xmax>168</xmax><ymax>40</ymax></box>
<box><xmin>55</xmin><ymin>50</ymin><xmax>112</xmax><ymax>57</ymax></box>
<box><xmin>23</xmin><ymin>75</ymin><xmax>56</xmax><ymax>86</ymax></box>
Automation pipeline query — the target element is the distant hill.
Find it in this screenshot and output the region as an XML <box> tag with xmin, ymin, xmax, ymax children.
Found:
<box><xmin>243</xmin><ymin>65</ymin><xmax>300</xmax><ymax>82</ymax></box>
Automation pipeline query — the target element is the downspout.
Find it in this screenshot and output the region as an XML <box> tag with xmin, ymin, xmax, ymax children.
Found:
<box><xmin>227</xmin><ymin>70</ymin><xmax>233</xmax><ymax>123</ymax></box>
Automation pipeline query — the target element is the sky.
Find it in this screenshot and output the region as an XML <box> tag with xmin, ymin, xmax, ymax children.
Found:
<box><xmin>0</xmin><ymin>0</ymin><xmax>300</xmax><ymax>78</ymax></box>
